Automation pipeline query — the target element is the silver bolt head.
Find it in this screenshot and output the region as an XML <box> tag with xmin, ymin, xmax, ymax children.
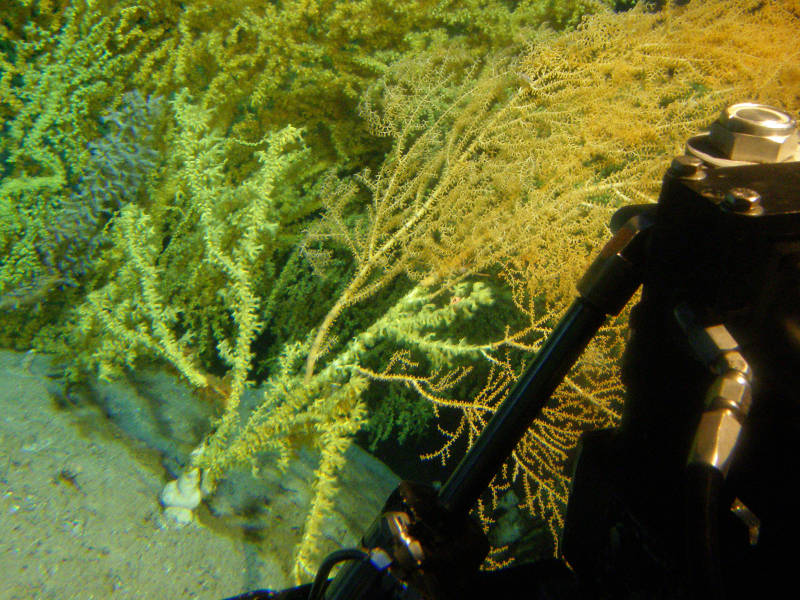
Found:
<box><xmin>723</xmin><ymin>187</ymin><xmax>761</xmax><ymax>212</ymax></box>
<box><xmin>670</xmin><ymin>155</ymin><xmax>706</xmax><ymax>179</ymax></box>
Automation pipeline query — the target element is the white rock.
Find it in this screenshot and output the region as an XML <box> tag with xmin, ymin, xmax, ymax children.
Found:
<box><xmin>161</xmin><ymin>468</ymin><xmax>202</xmax><ymax>512</ymax></box>
<box><xmin>163</xmin><ymin>505</ymin><xmax>195</xmax><ymax>527</ymax></box>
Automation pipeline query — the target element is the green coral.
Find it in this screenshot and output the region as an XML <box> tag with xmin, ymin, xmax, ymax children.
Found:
<box><xmin>73</xmin><ymin>91</ymin><xmax>311</xmax><ymax>390</ymax></box>
<box><xmin>1</xmin><ymin>0</ymin><xmax>612</xmax><ymax>348</ymax></box>
<box><xmin>129</xmin><ymin>0</ymin><xmax>614</xmax><ymax>167</ymax></box>
<box><xmin>0</xmin><ymin>0</ymin><xmax>173</xmax><ymax>346</ymax></box>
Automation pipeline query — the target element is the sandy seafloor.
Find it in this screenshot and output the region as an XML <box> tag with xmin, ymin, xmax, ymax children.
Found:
<box><xmin>0</xmin><ymin>348</ymin><xmax>399</xmax><ymax>599</ymax></box>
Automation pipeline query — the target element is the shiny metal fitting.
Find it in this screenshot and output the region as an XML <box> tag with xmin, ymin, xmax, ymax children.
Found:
<box><xmin>709</xmin><ymin>103</ymin><xmax>799</xmax><ymax>163</ymax></box>
<box><xmin>385</xmin><ymin>511</ymin><xmax>425</xmax><ymax>566</ymax></box>
<box><xmin>669</xmin><ymin>155</ymin><xmax>706</xmax><ymax>179</ymax></box>
<box><xmin>716</xmin><ymin>350</ymin><xmax>752</xmax><ymax>381</ymax></box>
<box><xmin>686</xmin><ymin>102</ymin><xmax>800</xmax><ymax>166</ymax></box>
<box><xmin>674</xmin><ymin>305</ymin><xmax>739</xmax><ymax>368</ymax></box>
<box><xmin>730</xmin><ymin>498</ymin><xmax>761</xmax><ymax>546</ymax></box>
<box><xmin>722</xmin><ymin>187</ymin><xmax>761</xmax><ymax>213</ymax></box>
<box><xmin>706</xmin><ymin>370</ymin><xmax>752</xmax><ymax>417</ymax></box>
<box><xmin>691</xmin><ymin>408</ymin><xmax>743</xmax><ymax>475</ymax></box>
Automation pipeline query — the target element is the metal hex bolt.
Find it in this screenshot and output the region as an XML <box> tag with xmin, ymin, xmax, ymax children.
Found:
<box><xmin>723</xmin><ymin>187</ymin><xmax>761</xmax><ymax>212</ymax></box>
<box><xmin>669</xmin><ymin>155</ymin><xmax>706</xmax><ymax>179</ymax></box>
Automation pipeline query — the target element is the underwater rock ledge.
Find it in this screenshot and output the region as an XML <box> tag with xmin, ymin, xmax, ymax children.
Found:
<box><xmin>0</xmin><ymin>349</ymin><xmax>399</xmax><ymax>598</ymax></box>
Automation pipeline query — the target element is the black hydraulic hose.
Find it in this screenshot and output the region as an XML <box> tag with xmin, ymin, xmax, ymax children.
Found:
<box><xmin>685</xmin><ymin>463</ymin><xmax>724</xmax><ymax>600</ymax></box>
<box><xmin>438</xmin><ymin>298</ymin><xmax>607</xmax><ymax>517</ymax></box>
<box><xmin>438</xmin><ymin>210</ymin><xmax>651</xmax><ymax>518</ymax></box>
<box><xmin>308</xmin><ymin>548</ymin><xmax>370</xmax><ymax>600</ymax></box>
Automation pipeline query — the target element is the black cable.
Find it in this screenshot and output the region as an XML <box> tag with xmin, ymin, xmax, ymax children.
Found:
<box><xmin>308</xmin><ymin>548</ymin><xmax>371</xmax><ymax>600</ymax></box>
<box><xmin>685</xmin><ymin>463</ymin><xmax>724</xmax><ymax>600</ymax></box>
<box><xmin>439</xmin><ymin>299</ymin><xmax>607</xmax><ymax>516</ymax></box>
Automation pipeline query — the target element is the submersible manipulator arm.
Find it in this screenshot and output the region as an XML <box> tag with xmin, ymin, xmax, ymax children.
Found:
<box><xmin>310</xmin><ymin>206</ymin><xmax>650</xmax><ymax>600</ymax></box>
<box><xmin>223</xmin><ymin>102</ymin><xmax>800</xmax><ymax>600</ymax></box>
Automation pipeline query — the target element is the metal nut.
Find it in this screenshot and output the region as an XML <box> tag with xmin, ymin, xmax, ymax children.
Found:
<box><xmin>709</xmin><ymin>103</ymin><xmax>799</xmax><ymax>163</ymax></box>
<box><xmin>716</xmin><ymin>350</ymin><xmax>752</xmax><ymax>381</ymax></box>
<box><xmin>692</xmin><ymin>409</ymin><xmax>743</xmax><ymax>474</ymax></box>
<box><xmin>707</xmin><ymin>371</ymin><xmax>752</xmax><ymax>416</ymax></box>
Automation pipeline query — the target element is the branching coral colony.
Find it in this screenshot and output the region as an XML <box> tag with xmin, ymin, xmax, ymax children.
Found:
<box><xmin>163</xmin><ymin>55</ymin><xmax>549</xmax><ymax>582</ymax></box>
<box><xmin>0</xmin><ymin>0</ymin><xmax>619</xmax><ymax>584</ymax></box>
<box><xmin>3</xmin><ymin>0</ymin><xmax>800</xmax><ymax>587</ymax></box>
